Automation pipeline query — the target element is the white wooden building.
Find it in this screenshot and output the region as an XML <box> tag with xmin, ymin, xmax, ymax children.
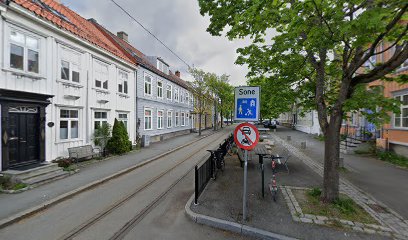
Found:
<box><xmin>0</xmin><ymin>0</ymin><xmax>137</xmax><ymax>170</ymax></box>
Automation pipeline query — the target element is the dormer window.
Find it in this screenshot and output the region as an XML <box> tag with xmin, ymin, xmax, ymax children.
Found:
<box><xmin>157</xmin><ymin>59</ymin><xmax>169</xmax><ymax>74</ymax></box>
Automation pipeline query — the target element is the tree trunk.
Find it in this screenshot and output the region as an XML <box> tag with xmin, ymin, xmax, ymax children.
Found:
<box><xmin>199</xmin><ymin>113</ymin><xmax>202</xmax><ymax>136</ymax></box>
<box><xmin>321</xmin><ymin>113</ymin><xmax>343</xmax><ymax>202</ymax></box>
<box><xmin>220</xmin><ymin>109</ymin><xmax>223</xmax><ymax>128</ymax></box>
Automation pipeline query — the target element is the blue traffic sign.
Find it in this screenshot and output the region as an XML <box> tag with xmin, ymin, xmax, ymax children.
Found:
<box><xmin>234</xmin><ymin>86</ymin><xmax>260</xmax><ymax>121</ymax></box>
<box><xmin>236</xmin><ymin>98</ymin><xmax>257</xmax><ymax>119</ymax></box>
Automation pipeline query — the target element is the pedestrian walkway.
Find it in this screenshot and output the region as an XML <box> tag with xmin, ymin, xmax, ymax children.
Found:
<box><xmin>187</xmin><ymin>126</ymin><xmax>408</xmax><ymax>239</ymax></box>
<box><xmin>272</xmin><ymin>126</ymin><xmax>408</xmax><ymax>220</ymax></box>
<box><xmin>270</xmin><ymin>126</ymin><xmax>408</xmax><ymax>238</ymax></box>
<box><xmin>0</xmin><ymin>129</ymin><xmax>216</xmax><ymax>225</ymax></box>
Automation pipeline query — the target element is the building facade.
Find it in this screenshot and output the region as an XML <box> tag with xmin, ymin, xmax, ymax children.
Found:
<box><xmin>0</xmin><ymin>0</ymin><xmax>137</xmax><ymax>170</ymax></box>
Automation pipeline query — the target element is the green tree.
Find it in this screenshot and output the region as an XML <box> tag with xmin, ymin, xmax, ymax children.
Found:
<box><xmin>106</xmin><ymin>118</ymin><xmax>132</xmax><ymax>155</ymax></box>
<box><xmin>93</xmin><ymin>122</ymin><xmax>111</xmax><ymax>154</ymax></box>
<box><xmin>199</xmin><ymin>0</ymin><xmax>408</xmax><ymax>202</ymax></box>
<box><xmin>190</xmin><ymin>68</ymin><xmax>213</xmax><ymax>135</ymax></box>
<box><xmin>206</xmin><ymin>73</ymin><xmax>234</xmax><ymax>128</ymax></box>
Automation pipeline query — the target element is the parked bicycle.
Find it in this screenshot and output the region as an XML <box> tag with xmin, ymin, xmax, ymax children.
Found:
<box><xmin>269</xmin><ymin>155</ymin><xmax>282</xmax><ymax>202</ymax></box>
<box><xmin>206</xmin><ymin>149</ymin><xmax>225</xmax><ymax>180</ymax></box>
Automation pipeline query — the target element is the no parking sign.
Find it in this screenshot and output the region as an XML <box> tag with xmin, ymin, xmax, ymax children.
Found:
<box><xmin>234</xmin><ymin>122</ymin><xmax>259</xmax><ymax>150</ymax></box>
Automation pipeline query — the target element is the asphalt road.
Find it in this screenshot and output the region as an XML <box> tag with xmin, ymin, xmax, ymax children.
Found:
<box><xmin>0</xmin><ymin>127</ymin><xmax>252</xmax><ymax>240</ymax></box>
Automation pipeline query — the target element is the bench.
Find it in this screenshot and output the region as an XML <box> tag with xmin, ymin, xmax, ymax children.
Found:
<box><xmin>68</xmin><ymin>145</ymin><xmax>101</xmax><ymax>163</ymax></box>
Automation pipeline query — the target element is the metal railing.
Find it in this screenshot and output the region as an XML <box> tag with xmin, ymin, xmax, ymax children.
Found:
<box><xmin>194</xmin><ymin>156</ymin><xmax>213</xmax><ymax>205</ymax></box>
<box><xmin>194</xmin><ymin>134</ymin><xmax>233</xmax><ymax>204</ymax></box>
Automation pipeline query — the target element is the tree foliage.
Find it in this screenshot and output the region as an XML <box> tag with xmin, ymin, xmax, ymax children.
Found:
<box><xmin>106</xmin><ymin>118</ymin><xmax>132</xmax><ymax>155</ymax></box>
<box><xmin>199</xmin><ymin>0</ymin><xmax>408</xmax><ymax>202</ymax></box>
<box><xmin>189</xmin><ymin>68</ymin><xmax>234</xmax><ymax>134</ymax></box>
<box><xmin>93</xmin><ymin>122</ymin><xmax>111</xmax><ymax>152</ymax></box>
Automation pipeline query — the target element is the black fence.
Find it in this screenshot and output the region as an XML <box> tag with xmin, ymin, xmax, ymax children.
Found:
<box><xmin>341</xmin><ymin>124</ymin><xmax>381</xmax><ymax>141</ymax></box>
<box><xmin>194</xmin><ymin>134</ymin><xmax>233</xmax><ymax>205</ymax></box>
<box><xmin>194</xmin><ymin>157</ymin><xmax>213</xmax><ymax>205</ymax></box>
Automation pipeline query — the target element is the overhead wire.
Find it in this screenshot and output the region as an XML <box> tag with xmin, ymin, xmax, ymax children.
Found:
<box><xmin>109</xmin><ymin>0</ymin><xmax>192</xmax><ymax>70</ymax></box>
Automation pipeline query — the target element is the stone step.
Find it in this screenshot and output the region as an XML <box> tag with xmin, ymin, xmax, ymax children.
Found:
<box><xmin>4</xmin><ymin>163</ymin><xmax>61</xmax><ymax>180</ymax></box>
<box><xmin>20</xmin><ymin>167</ymin><xmax>63</xmax><ymax>181</ymax></box>
<box><xmin>22</xmin><ymin>170</ymin><xmax>70</xmax><ymax>187</ymax></box>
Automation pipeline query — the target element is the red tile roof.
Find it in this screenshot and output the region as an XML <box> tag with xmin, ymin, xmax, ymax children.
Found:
<box><xmin>11</xmin><ymin>0</ymin><xmax>135</xmax><ymax>65</ymax></box>
<box><xmin>91</xmin><ymin>21</ymin><xmax>191</xmax><ymax>90</ymax></box>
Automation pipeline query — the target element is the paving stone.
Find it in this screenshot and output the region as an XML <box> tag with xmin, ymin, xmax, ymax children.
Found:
<box><xmin>292</xmin><ymin>216</ymin><xmax>300</xmax><ymax>222</ymax></box>
<box><xmin>314</xmin><ymin>216</ymin><xmax>326</xmax><ymax>221</ymax></box>
<box><xmin>352</xmin><ymin>226</ymin><xmax>364</xmax><ymax>232</ymax></box>
<box><xmin>354</xmin><ymin>222</ymin><xmax>364</xmax><ymax>227</ymax></box>
<box><xmin>300</xmin><ymin>217</ymin><xmax>313</xmax><ymax>223</ymax></box>
<box><xmin>363</xmin><ymin>228</ymin><xmax>376</xmax><ymax>234</ymax></box>
<box><xmin>304</xmin><ymin>214</ymin><xmax>317</xmax><ymax>220</ymax></box>
<box><xmin>339</xmin><ymin>219</ymin><xmax>354</xmax><ymax>226</ymax></box>
<box><xmin>313</xmin><ymin>219</ymin><xmax>325</xmax><ymax>225</ymax></box>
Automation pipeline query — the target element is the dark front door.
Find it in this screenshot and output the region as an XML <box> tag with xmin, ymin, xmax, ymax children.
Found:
<box><xmin>9</xmin><ymin>112</ymin><xmax>40</xmax><ymax>166</ymax></box>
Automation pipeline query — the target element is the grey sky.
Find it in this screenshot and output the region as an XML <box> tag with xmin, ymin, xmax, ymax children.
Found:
<box><xmin>60</xmin><ymin>0</ymin><xmax>250</xmax><ymax>85</ymax></box>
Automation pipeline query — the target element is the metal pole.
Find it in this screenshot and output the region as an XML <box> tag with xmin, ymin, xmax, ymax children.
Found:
<box><xmin>243</xmin><ymin>149</ymin><xmax>248</xmax><ymax>221</ymax></box>
<box><xmin>194</xmin><ymin>165</ymin><xmax>198</xmax><ymax>205</ymax></box>
<box><xmin>260</xmin><ymin>155</ymin><xmax>264</xmax><ymax>198</ymax></box>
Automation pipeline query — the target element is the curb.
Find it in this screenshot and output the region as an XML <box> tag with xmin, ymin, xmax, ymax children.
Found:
<box><xmin>185</xmin><ymin>194</ymin><xmax>298</xmax><ymax>240</ymax></box>
<box><xmin>0</xmin><ymin>131</ymin><xmax>218</xmax><ymax>229</ymax></box>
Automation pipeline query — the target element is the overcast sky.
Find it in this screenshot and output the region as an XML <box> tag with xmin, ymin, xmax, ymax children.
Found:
<box><xmin>60</xmin><ymin>0</ymin><xmax>250</xmax><ymax>86</ymax></box>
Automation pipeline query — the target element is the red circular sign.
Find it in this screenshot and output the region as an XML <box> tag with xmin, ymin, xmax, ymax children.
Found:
<box><xmin>234</xmin><ymin>123</ymin><xmax>260</xmax><ymax>150</ymax></box>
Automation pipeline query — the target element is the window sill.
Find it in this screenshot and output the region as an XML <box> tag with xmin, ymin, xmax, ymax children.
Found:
<box><xmin>55</xmin><ymin>138</ymin><xmax>83</xmax><ymax>144</ymax></box>
<box><xmin>2</xmin><ymin>68</ymin><xmax>45</xmax><ymax>80</ymax></box>
<box><xmin>144</xmin><ymin>128</ymin><xmax>154</xmax><ymax>131</ymax></box>
<box><xmin>117</xmin><ymin>92</ymin><xmax>130</xmax><ymax>98</ymax></box>
<box><xmin>93</xmin><ymin>88</ymin><xmax>110</xmax><ymax>94</ymax></box>
<box><xmin>57</xmin><ymin>80</ymin><xmax>84</xmax><ymax>89</ymax></box>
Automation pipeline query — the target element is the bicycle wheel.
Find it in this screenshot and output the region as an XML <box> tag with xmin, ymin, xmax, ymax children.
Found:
<box><xmin>272</xmin><ymin>189</ymin><xmax>277</xmax><ymax>202</ymax></box>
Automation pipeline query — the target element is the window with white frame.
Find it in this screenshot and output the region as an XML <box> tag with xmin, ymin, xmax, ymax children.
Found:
<box><xmin>10</xmin><ymin>29</ymin><xmax>39</xmax><ymax>73</ymax></box>
<box><xmin>186</xmin><ymin>113</ymin><xmax>190</xmax><ymax>126</ymax></box>
<box><xmin>144</xmin><ymin>108</ymin><xmax>153</xmax><ymax>130</ymax></box>
<box><xmin>157</xmin><ymin>80</ymin><xmax>163</xmax><ymax>98</ymax></box>
<box><xmin>118</xmin><ymin>113</ymin><xmax>128</xmax><ymax>131</ymax></box>
<box><xmin>157</xmin><ymin>110</ymin><xmax>164</xmax><ymax>129</ymax></box>
<box><xmin>185</xmin><ymin>92</ymin><xmax>189</xmax><ymax>105</ymax></box>
<box><xmin>166</xmin><ymin>84</ymin><xmax>172</xmax><ymax>100</ymax></box>
<box><xmin>174</xmin><ymin>88</ymin><xmax>179</xmax><ymax>102</ymax></box>
<box><xmin>60</xmin><ymin>46</ymin><xmax>80</xmax><ymax>83</ymax></box>
<box><xmin>181</xmin><ymin>112</ymin><xmax>185</xmax><ymax>126</ymax></box>
<box><xmin>180</xmin><ymin>91</ymin><xmax>184</xmax><ymax>103</ymax></box>
<box><xmin>60</xmin><ymin>109</ymin><xmax>79</xmax><ymax>140</ymax></box>
<box><xmin>175</xmin><ymin>112</ymin><xmax>179</xmax><ymax>126</ymax></box>
<box><xmin>364</xmin><ymin>54</ymin><xmax>376</xmax><ymax>70</ymax></box>
<box><xmin>118</xmin><ymin>70</ymin><xmax>128</xmax><ymax>94</ymax></box>
<box><xmin>144</xmin><ymin>73</ymin><xmax>152</xmax><ymax>95</ymax></box>
<box><xmin>157</xmin><ymin>60</ymin><xmax>169</xmax><ymax>74</ymax></box>
<box><xmin>394</xmin><ymin>94</ymin><xmax>408</xmax><ymax>128</ymax></box>
<box><xmin>167</xmin><ymin>110</ymin><xmax>173</xmax><ymax>128</ymax></box>
<box><xmin>94</xmin><ymin>60</ymin><xmax>109</xmax><ymax>89</ymax></box>
<box><xmin>94</xmin><ymin>111</ymin><xmax>108</xmax><ymax>130</ymax></box>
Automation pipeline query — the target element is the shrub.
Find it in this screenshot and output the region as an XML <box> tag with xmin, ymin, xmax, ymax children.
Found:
<box><xmin>55</xmin><ymin>158</ymin><xmax>72</xmax><ymax>168</ymax></box>
<box><xmin>94</xmin><ymin>122</ymin><xmax>112</xmax><ymax>153</ymax></box>
<box><xmin>106</xmin><ymin>119</ymin><xmax>132</xmax><ymax>155</ymax></box>
<box><xmin>333</xmin><ymin>198</ymin><xmax>356</xmax><ymax>214</ymax></box>
<box><xmin>307</xmin><ymin>187</ymin><xmax>322</xmax><ymax>198</ymax></box>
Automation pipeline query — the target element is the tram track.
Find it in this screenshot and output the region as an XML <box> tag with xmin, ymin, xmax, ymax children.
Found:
<box><xmin>58</xmin><ymin>129</ymin><xmax>230</xmax><ymax>240</ymax></box>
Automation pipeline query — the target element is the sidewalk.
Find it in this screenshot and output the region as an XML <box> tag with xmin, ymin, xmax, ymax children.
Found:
<box><xmin>0</xmin><ymin>129</ymin><xmax>216</xmax><ymax>225</ymax></box>
<box><xmin>272</xmin><ymin>126</ymin><xmax>408</xmax><ymax>219</ymax></box>
<box><xmin>187</xmin><ymin>126</ymin><xmax>408</xmax><ymax>239</ymax></box>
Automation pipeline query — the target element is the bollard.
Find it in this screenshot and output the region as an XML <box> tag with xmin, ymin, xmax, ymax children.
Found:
<box><xmin>287</xmin><ymin>136</ymin><xmax>291</xmax><ymax>141</ymax></box>
<box><xmin>339</xmin><ymin>157</ymin><xmax>344</xmax><ymax>168</ymax></box>
<box><xmin>301</xmin><ymin>142</ymin><xmax>306</xmax><ymax>149</ymax></box>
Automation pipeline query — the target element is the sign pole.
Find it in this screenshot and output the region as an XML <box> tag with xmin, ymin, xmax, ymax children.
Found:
<box><xmin>243</xmin><ymin>149</ymin><xmax>248</xmax><ymax>221</ymax></box>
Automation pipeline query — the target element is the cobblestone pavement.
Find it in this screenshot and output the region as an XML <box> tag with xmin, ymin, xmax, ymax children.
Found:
<box><xmin>270</xmin><ymin>133</ymin><xmax>408</xmax><ymax>239</ymax></box>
